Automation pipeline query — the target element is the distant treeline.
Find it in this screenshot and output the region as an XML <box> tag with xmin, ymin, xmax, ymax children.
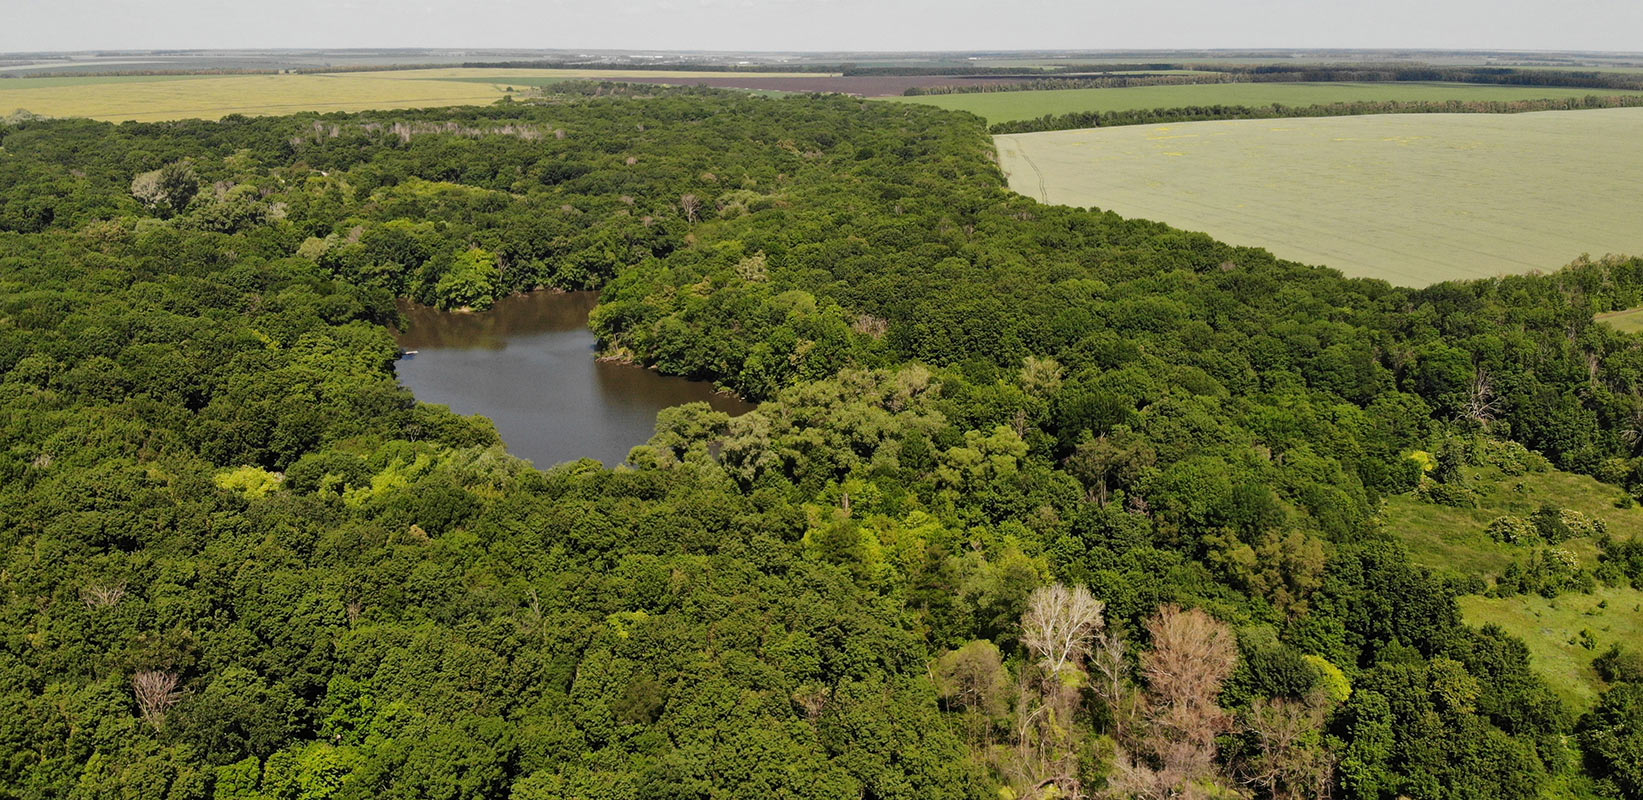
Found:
<box><xmin>904</xmin><ymin>74</ymin><xmax>1240</xmax><ymax>95</ymax></box>
<box><xmin>458</xmin><ymin>60</ymin><xmax>843</xmax><ymax>73</ymax></box>
<box><xmin>1213</xmin><ymin>64</ymin><xmax>1643</xmax><ymax>91</ymax></box>
<box><xmin>989</xmin><ymin>93</ymin><xmax>1643</xmax><ymax>134</ymax></box>
<box><xmin>454</xmin><ymin>62</ymin><xmax>1186</xmax><ymax>76</ymax></box>
<box><xmin>910</xmin><ymin>63</ymin><xmax>1643</xmax><ymax>96</ymax></box>
<box><xmin>837</xmin><ymin>63</ymin><xmax>1181</xmax><ymax>76</ymax></box>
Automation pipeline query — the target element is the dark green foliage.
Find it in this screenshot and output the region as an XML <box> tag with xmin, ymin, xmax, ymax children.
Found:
<box><xmin>1</xmin><ymin>86</ymin><xmax>1634</xmax><ymax>798</ymax></box>
<box><xmin>1581</xmin><ymin>683</ymin><xmax>1643</xmax><ymax>800</ymax></box>
<box><xmin>1596</xmin><ymin>646</ymin><xmax>1643</xmax><ymax>685</ymax></box>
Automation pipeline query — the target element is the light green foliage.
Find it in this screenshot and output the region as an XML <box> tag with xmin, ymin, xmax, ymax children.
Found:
<box><xmin>214</xmin><ymin>465</ymin><xmax>282</xmax><ymax>498</ymax></box>
<box><xmin>996</xmin><ymin>109</ymin><xmax>1643</xmax><ymax>285</ymax></box>
<box><xmin>433</xmin><ymin>248</ymin><xmax>501</xmax><ymax>311</ymax></box>
<box><xmin>936</xmin><ymin>425</ymin><xmax>1029</xmax><ymax>493</ymax></box>
<box><xmin>1304</xmin><ymin>654</ymin><xmax>1352</xmax><ymax>703</ymax></box>
<box><xmin>342</xmin><ymin>453</ymin><xmax>436</xmax><ymax>507</ymax></box>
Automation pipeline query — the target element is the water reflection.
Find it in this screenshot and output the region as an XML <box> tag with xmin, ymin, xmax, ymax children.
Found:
<box><xmin>393</xmin><ymin>291</ymin><xmax>752</xmax><ymax>468</ymax></box>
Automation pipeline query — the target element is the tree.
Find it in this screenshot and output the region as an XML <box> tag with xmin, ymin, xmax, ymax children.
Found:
<box><xmin>1009</xmin><ymin>584</ymin><xmax>1108</xmax><ymax>800</ymax></box>
<box><xmin>433</xmin><ymin>248</ymin><xmax>501</xmax><ymax>310</ymax></box>
<box><xmin>132</xmin><ymin>670</ymin><xmax>182</xmax><ymax>730</ymax></box>
<box><xmin>1109</xmin><ymin>605</ymin><xmax>1239</xmax><ymax>798</ymax></box>
<box><xmin>1020</xmin><ymin>583</ymin><xmax>1105</xmax><ymax>679</ymax></box>
<box><xmin>931</xmin><ymin>640</ymin><xmax>1010</xmax><ymax>750</ymax></box>
<box><xmin>1581</xmin><ymin>683</ymin><xmax>1643</xmax><ymax>800</ymax></box>
<box><xmin>1232</xmin><ymin>698</ymin><xmax>1336</xmax><ymax>800</ymax></box>
<box><xmin>130</xmin><ymin>160</ymin><xmax>199</xmax><ymax>218</ymax></box>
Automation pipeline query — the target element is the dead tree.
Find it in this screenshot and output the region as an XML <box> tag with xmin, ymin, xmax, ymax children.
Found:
<box><xmin>132</xmin><ymin>670</ymin><xmax>182</xmax><ymax>730</ymax></box>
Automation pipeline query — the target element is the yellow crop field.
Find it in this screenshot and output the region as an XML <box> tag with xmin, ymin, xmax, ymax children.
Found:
<box><xmin>996</xmin><ymin>108</ymin><xmax>1643</xmax><ymax>286</ymax></box>
<box><xmin>0</xmin><ymin>67</ymin><xmax>829</xmax><ymax>123</ymax></box>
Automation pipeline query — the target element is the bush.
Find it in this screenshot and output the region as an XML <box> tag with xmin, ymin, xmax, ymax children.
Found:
<box><xmin>1532</xmin><ymin>504</ymin><xmax>1574</xmax><ymax>543</ymax></box>
<box><xmin>1420</xmin><ymin>478</ymin><xmax>1479</xmax><ymax>508</ymax></box>
<box><xmin>1487</xmin><ymin>515</ymin><xmax>1540</xmax><ymax>546</ymax></box>
<box><xmin>1595</xmin><ymin>645</ymin><xmax>1643</xmax><ymax>684</ymax></box>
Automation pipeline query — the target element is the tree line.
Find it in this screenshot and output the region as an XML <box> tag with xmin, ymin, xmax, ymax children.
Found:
<box><xmin>987</xmin><ymin>94</ymin><xmax>1643</xmax><ymax>134</ymax></box>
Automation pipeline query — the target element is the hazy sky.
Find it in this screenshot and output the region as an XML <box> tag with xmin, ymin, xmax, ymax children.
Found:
<box><xmin>4</xmin><ymin>0</ymin><xmax>1641</xmax><ymax>54</ymax></box>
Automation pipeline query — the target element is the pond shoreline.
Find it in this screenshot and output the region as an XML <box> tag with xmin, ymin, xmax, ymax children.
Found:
<box><xmin>390</xmin><ymin>289</ymin><xmax>753</xmax><ymax>467</ymax></box>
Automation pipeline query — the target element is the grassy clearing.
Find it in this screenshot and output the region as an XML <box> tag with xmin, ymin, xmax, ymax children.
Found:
<box><xmin>887</xmin><ymin>81</ymin><xmax>1643</xmax><ymax>123</ymax></box>
<box><xmin>995</xmin><ymin>108</ymin><xmax>1643</xmax><ymax>285</ymax></box>
<box><xmin>1459</xmin><ymin>587</ymin><xmax>1643</xmax><ymax>709</ymax></box>
<box><xmin>1596</xmin><ymin>307</ymin><xmax>1643</xmax><ymax>334</ymax></box>
<box><xmin>1384</xmin><ymin>465</ymin><xmax>1643</xmax><ymax>709</ymax></box>
<box><xmin>1381</xmin><ymin>466</ymin><xmax>1638</xmax><ymax>581</ymax></box>
<box><xmin>0</xmin><ymin>67</ymin><xmax>824</xmax><ymax>122</ymax></box>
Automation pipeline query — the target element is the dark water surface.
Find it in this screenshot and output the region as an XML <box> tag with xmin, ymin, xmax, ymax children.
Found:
<box><xmin>393</xmin><ymin>291</ymin><xmax>752</xmax><ymax>467</ymax></box>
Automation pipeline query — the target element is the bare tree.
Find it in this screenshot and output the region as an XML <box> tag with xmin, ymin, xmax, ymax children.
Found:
<box><xmin>1232</xmin><ymin>697</ymin><xmax>1336</xmax><ymax>800</ymax></box>
<box><xmin>81</xmin><ymin>582</ymin><xmax>127</xmax><ymax>609</ymax></box>
<box><xmin>1107</xmin><ymin>605</ymin><xmax>1239</xmax><ymax>798</ymax></box>
<box><xmin>679</xmin><ymin>193</ymin><xmax>701</xmax><ymax>223</ymax></box>
<box><xmin>132</xmin><ymin>670</ymin><xmax>182</xmax><ymax>730</ymax></box>
<box><xmin>1009</xmin><ymin>584</ymin><xmax>1107</xmax><ymax>800</ymax></box>
<box><xmin>1141</xmin><ymin>604</ymin><xmax>1237</xmax><ymax>716</ymax></box>
<box><xmin>1090</xmin><ymin>628</ymin><xmax>1140</xmax><ymax>741</ymax></box>
<box><xmin>1020</xmin><ymin>583</ymin><xmax>1105</xmax><ymax>678</ymax></box>
<box><xmin>1463</xmin><ymin>367</ymin><xmax>1502</xmax><ymax>428</ymax></box>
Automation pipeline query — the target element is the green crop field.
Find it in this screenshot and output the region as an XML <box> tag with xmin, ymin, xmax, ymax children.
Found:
<box><xmin>995</xmin><ymin>108</ymin><xmax>1643</xmax><ymax>285</ymax></box>
<box><xmin>0</xmin><ymin>67</ymin><xmax>824</xmax><ymax>122</ymax></box>
<box><xmin>888</xmin><ymin>81</ymin><xmax>1643</xmax><ymax>123</ymax></box>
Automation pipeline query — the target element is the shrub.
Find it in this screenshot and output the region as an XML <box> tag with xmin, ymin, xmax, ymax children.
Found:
<box><xmin>1532</xmin><ymin>504</ymin><xmax>1574</xmax><ymax>543</ymax></box>
<box><xmin>1595</xmin><ymin>645</ymin><xmax>1643</xmax><ymax>684</ymax></box>
<box><xmin>1487</xmin><ymin>515</ymin><xmax>1540</xmax><ymax>545</ymax></box>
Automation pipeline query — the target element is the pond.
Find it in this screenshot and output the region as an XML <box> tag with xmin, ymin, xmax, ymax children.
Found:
<box><xmin>392</xmin><ymin>291</ymin><xmax>753</xmax><ymax>468</ymax></box>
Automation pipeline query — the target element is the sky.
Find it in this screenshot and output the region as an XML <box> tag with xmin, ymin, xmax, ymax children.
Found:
<box><xmin>3</xmin><ymin>0</ymin><xmax>1642</xmax><ymax>54</ymax></box>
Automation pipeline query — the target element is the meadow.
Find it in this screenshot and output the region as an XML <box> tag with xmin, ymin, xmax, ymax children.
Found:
<box><xmin>1458</xmin><ymin>587</ymin><xmax>1643</xmax><ymax>709</ymax></box>
<box><xmin>995</xmin><ymin>108</ymin><xmax>1643</xmax><ymax>285</ymax></box>
<box><xmin>889</xmin><ymin>80</ymin><xmax>1643</xmax><ymax>122</ymax></box>
<box><xmin>0</xmin><ymin>67</ymin><xmax>826</xmax><ymax>122</ymax></box>
<box><xmin>1384</xmin><ymin>466</ymin><xmax>1643</xmax><ymax>708</ymax></box>
<box><xmin>1597</xmin><ymin>306</ymin><xmax>1643</xmax><ymax>333</ymax></box>
<box><xmin>1380</xmin><ymin>465</ymin><xmax>1637</xmax><ymax>582</ymax></box>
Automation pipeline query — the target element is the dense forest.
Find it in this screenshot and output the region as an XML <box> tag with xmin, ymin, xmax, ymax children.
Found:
<box><xmin>3</xmin><ymin>86</ymin><xmax>1643</xmax><ymax>799</ymax></box>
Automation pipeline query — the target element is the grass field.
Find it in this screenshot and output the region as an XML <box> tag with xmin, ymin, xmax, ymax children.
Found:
<box><xmin>996</xmin><ymin>108</ymin><xmax>1643</xmax><ymax>285</ymax></box>
<box><xmin>1460</xmin><ymin>587</ymin><xmax>1643</xmax><ymax>709</ymax></box>
<box><xmin>889</xmin><ymin>81</ymin><xmax>1643</xmax><ymax>123</ymax></box>
<box><xmin>1597</xmin><ymin>307</ymin><xmax>1643</xmax><ymax>334</ymax></box>
<box><xmin>0</xmin><ymin>67</ymin><xmax>829</xmax><ymax>122</ymax></box>
<box><xmin>1382</xmin><ymin>465</ymin><xmax>1643</xmax><ymax>708</ymax></box>
<box><xmin>1381</xmin><ymin>466</ymin><xmax>1639</xmax><ymax>581</ymax></box>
